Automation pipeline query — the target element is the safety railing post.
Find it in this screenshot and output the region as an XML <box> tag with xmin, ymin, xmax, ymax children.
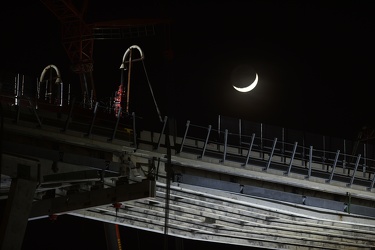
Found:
<box><xmin>305</xmin><ymin>146</ymin><xmax>313</xmax><ymax>179</ymax></box>
<box><xmin>14</xmin><ymin>99</ymin><xmax>20</xmax><ymax>124</ymax></box>
<box><xmin>132</xmin><ymin>112</ymin><xmax>137</xmax><ymax>148</ymax></box>
<box><xmin>108</xmin><ymin>106</ymin><xmax>122</xmax><ymax>142</ymax></box>
<box><xmin>326</xmin><ymin>150</ymin><xmax>340</xmax><ymax>184</ymax></box>
<box><xmin>156</xmin><ymin>116</ymin><xmax>168</xmax><ymax>150</ymax></box>
<box><xmin>367</xmin><ymin>173</ymin><xmax>375</xmax><ymax>191</ymax></box>
<box><xmin>28</xmin><ymin>98</ymin><xmax>42</xmax><ymax>128</ymax></box>
<box><xmin>284</xmin><ymin>141</ymin><xmax>298</xmax><ymax>176</ymax></box>
<box><xmin>347</xmin><ymin>154</ymin><xmax>361</xmax><ymax>188</ymax></box>
<box><xmin>61</xmin><ymin>97</ymin><xmax>75</xmax><ymax>133</ymax></box>
<box><xmin>85</xmin><ymin>102</ymin><xmax>98</xmax><ymax>137</ymax></box>
<box><xmin>263</xmin><ymin>137</ymin><xmax>277</xmax><ymax>172</ymax></box>
<box><xmin>242</xmin><ymin>133</ymin><xmax>255</xmax><ymax>167</ymax></box>
<box><xmin>220</xmin><ymin>129</ymin><xmax>228</xmax><ymax>163</ymax></box>
<box><xmin>178</xmin><ymin>120</ymin><xmax>190</xmax><ymax>154</ymax></box>
<box><xmin>198</xmin><ymin>125</ymin><xmax>211</xmax><ymax>159</ymax></box>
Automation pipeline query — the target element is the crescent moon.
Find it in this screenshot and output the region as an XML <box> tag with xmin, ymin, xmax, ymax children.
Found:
<box><xmin>233</xmin><ymin>73</ymin><xmax>258</xmax><ymax>93</ymax></box>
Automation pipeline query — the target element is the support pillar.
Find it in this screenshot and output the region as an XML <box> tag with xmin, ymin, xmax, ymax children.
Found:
<box><xmin>0</xmin><ymin>178</ymin><xmax>37</xmax><ymax>250</ymax></box>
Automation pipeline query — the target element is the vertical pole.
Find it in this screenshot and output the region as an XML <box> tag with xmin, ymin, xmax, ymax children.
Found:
<box><xmin>86</xmin><ymin>102</ymin><xmax>98</xmax><ymax>137</ymax></box>
<box><xmin>343</xmin><ymin>139</ymin><xmax>347</xmax><ymax>172</ymax></box>
<box><xmin>132</xmin><ymin>112</ymin><xmax>137</xmax><ymax>148</ymax></box>
<box><xmin>115</xmin><ymin>225</ymin><xmax>122</xmax><ymax>250</ymax></box>
<box><xmin>21</xmin><ymin>74</ymin><xmax>24</xmax><ymax>96</ymax></box>
<box><xmin>45</xmin><ymin>79</ymin><xmax>49</xmax><ymax>102</ymax></box>
<box><xmin>35</xmin><ymin>78</ymin><xmax>39</xmax><ymax>110</ymax></box>
<box><xmin>14</xmin><ymin>74</ymin><xmax>19</xmax><ymax>106</ymax></box>
<box><xmin>68</xmin><ymin>83</ymin><xmax>71</xmax><ymax>105</ymax></box>
<box><xmin>322</xmin><ymin>135</ymin><xmax>326</xmax><ymax>170</ymax></box>
<box><xmin>217</xmin><ymin>115</ymin><xmax>221</xmax><ymax>151</ymax></box>
<box><xmin>164</xmin><ymin>121</ymin><xmax>172</xmax><ymax>250</ymax></box>
<box><xmin>239</xmin><ymin>119</ymin><xmax>242</xmax><ymax>155</ymax></box>
<box><xmin>367</xmin><ymin>172</ymin><xmax>375</xmax><ymax>191</ymax></box>
<box><xmin>220</xmin><ymin>129</ymin><xmax>228</xmax><ymax>163</ymax></box>
<box><xmin>302</xmin><ymin>136</ymin><xmax>306</xmax><ymax>166</ymax></box>
<box><xmin>59</xmin><ymin>80</ymin><xmax>63</xmax><ymax>106</ymax></box>
<box><xmin>363</xmin><ymin>143</ymin><xmax>367</xmax><ymax>178</ymax></box>
<box><xmin>15</xmin><ymin>75</ymin><xmax>21</xmax><ymax>123</ymax></box>
<box><xmin>260</xmin><ymin>123</ymin><xmax>263</xmax><ymax>159</ymax></box>
<box><xmin>103</xmin><ymin>223</ymin><xmax>122</xmax><ymax>250</ymax></box>
<box><xmin>305</xmin><ymin>146</ymin><xmax>313</xmax><ymax>179</ymax></box>
<box><xmin>281</xmin><ymin>127</ymin><xmax>285</xmax><ymax>163</ymax></box>
<box><xmin>126</xmin><ymin>49</ymin><xmax>132</xmax><ymax>114</ymax></box>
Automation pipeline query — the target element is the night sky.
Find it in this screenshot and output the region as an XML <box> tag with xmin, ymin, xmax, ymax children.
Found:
<box><xmin>1</xmin><ymin>0</ymin><xmax>374</xmax><ymax>139</ymax></box>
<box><xmin>1</xmin><ymin>1</ymin><xmax>375</xmax><ymax>249</ymax></box>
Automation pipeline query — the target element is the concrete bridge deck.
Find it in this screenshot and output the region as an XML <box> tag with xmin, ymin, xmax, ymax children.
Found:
<box><xmin>1</xmin><ymin>97</ymin><xmax>375</xmax><ymax>249</ymax></box>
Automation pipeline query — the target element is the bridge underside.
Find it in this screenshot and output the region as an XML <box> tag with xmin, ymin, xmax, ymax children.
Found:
<box><xmin>72</xmin><ymin>182</ymin><xmax>375</xmax><ymax>249</ymax></box>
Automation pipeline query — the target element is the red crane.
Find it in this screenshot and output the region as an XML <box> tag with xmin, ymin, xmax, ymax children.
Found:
<box><xmin>40</xmin><ymin>0</ymin><xmax>171</xmax><ymax>105</ymax></box>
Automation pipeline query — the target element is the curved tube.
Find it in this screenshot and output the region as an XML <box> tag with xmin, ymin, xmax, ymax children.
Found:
<box><xmin>39</xmin><ymin>64</ymin><xmax>62</xmax><ymax>84</ymax></box>
<box><xmin>38</xmin><ymin>64</ymin><xmax>63</xmax><ymax>106</ymax></box>
<box><xmin>119</xmin><ymin>45</ymin><xmax>144</xmax><ymax>69</ymax></box>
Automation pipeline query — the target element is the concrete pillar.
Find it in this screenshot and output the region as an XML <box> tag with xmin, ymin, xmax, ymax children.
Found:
<box><xmin>0</xmin><ymin>178</ymin><xmax>37</xmax><ymax>250</ymax></box>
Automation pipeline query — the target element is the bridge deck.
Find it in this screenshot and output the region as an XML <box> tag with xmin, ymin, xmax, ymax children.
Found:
<box><xmin>1</xmin><ymin>97</ymin><xmax>375</xmax><ymax>249</ymax></box>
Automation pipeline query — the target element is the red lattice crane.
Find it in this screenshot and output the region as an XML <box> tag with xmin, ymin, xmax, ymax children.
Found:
<box><xmin>40</xmin><ymin>0</ymin><xmax>171</xmax><ymax>104</ymax></box>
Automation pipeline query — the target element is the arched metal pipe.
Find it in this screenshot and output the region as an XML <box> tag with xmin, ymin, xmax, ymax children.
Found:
<box><xmin>119</xmin><ymin>45</ymin><xmax>145</xmax><ymax>115</ymax></box>
<box><xmin>39</xmin><ymin>64</ymin><xmax>62</xmax><ymax>84</ymax></box>
<box><xmin>119</xmin><ymin>45</ymin><xmax>144</xmax><ymax>70</ymax></box>
<box><xmin>38</xmin><ymin>64</ymin><xmax>63</xmax><ymax>106</ymax></box>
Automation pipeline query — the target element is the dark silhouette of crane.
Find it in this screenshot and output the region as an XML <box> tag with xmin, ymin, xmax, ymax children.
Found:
<box><xmin>40</xmin><ymin>0</ymin><xmax>172</xmax><ymax>105</ymax></box>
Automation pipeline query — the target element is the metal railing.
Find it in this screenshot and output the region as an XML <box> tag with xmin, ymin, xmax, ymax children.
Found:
<box><xmin>178</xmin><ymin>119</ymin><xmax>375</xmax><ymax>191</ymax></box>
<box><xmin>2</xmin><ymin>75</ymin><xmax>375</xmax><ymax>192</ymax></box>
<box><xmin>0</xmin><ymin>93</ymin><xmax>137</xmax><ymax>147</ymax></box>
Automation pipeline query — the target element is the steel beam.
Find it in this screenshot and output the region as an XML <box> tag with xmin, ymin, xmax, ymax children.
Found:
<box><xmin>29</xmin><ymin>180</ymin><xmax>155</xmax><ymax>219</ymax></box>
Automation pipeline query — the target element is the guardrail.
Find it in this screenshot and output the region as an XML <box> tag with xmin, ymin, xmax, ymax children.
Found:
<box><xmin>2</xmin><ymin>91</ymin><xmax>375</xmax><ymax>192</ymax></box>
<box><xmin>177</xmin><ymin>119</ymin><xmax>375</xmax><ymax>191</ymax></box>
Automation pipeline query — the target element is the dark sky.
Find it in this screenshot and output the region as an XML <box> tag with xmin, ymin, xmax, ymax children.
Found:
<box><xmin>1</xmin><ymin>1</ymin><xmax>374</xmax><ymax>249</ymax></box>
<box><xmin>1</xmin><ymin>0</ymin><xmax>374</xmax><ymax>139</ymax></box>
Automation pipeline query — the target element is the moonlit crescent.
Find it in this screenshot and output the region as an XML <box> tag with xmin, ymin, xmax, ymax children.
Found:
<box><xmin>233</xmin><ymin>73</ymin><xmax>258</xmax><ymax>93</ymax></box>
